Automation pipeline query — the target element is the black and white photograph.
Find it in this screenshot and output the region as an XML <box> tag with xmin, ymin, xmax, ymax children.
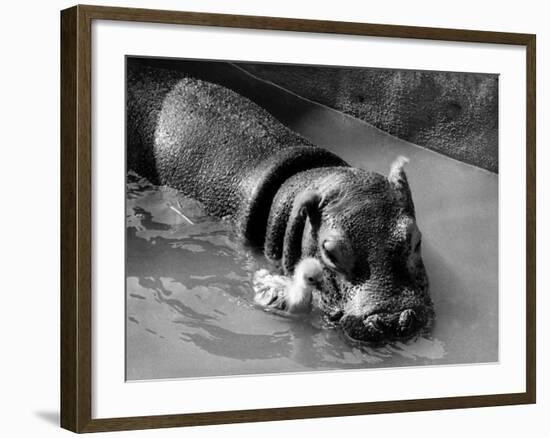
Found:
<box><xmin>1</xmin><ymin>0</ymin><xmax>544</xmax><ymax>435</ymax></box>
<box><xmin>125</xmin><ymin>56</ymin><xmax>499</xmax><ymax>381</ymax></box>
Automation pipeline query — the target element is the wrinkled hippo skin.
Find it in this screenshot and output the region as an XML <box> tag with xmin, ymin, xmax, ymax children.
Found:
<box><xmin>240</xmin><ymin>63</ymin><xmax>498</xmax><ymax>173</ymax></box>
<box><xmin>127</xmin><ymin>62</ymin><xmax>434</xmax><ymax>344</ymax></box>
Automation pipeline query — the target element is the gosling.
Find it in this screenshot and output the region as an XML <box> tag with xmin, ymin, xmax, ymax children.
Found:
<box><xmin>253</xmin><ymin>257</ymin><xmax>324</xmax><ymax>314</ymax></box>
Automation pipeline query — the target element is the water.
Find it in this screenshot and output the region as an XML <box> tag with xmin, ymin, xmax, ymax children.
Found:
<box><xmin>126</xmin><ymin>77</ymin><xmax>498</xmax><ymax>381</ymax></box>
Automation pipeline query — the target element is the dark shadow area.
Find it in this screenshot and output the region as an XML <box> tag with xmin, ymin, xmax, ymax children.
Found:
<box><xmin>34</xmin><ymin>411</ymin><xmax>59</xmax><ymax>427</ymax></box>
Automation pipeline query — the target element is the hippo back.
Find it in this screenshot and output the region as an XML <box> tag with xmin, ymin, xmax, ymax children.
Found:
<box><xmin>127</xmin><ymin>64</ymin><xmax>347</xmax><ymax>246</ymax></box>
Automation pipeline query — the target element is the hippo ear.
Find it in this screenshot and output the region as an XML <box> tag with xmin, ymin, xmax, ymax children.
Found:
<box><xmin>388</xmin><ymin>156</ymin><xmax>415</xmax><ymax>216</ymax></box>
<box><xmin>282</xmin><ymin>190</ymin><xmax>323</xmax><ymax>275</ymax></box>
<box><xmin>295</xmin><ymin>190</ymin><xmax>324</xmax><ymax>225</ymax></box>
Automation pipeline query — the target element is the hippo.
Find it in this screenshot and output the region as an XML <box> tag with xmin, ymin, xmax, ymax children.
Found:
<box><xmin>127</xmin><ymin>62</ymin><xmax>434</xmax><ymax>344</ymax></box>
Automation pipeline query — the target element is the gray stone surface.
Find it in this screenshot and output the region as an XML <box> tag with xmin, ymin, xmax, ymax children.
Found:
<box><xmin>239</xmin><ymin>64</ymin><xmax>498</xmax><ymax>173</ymax></box>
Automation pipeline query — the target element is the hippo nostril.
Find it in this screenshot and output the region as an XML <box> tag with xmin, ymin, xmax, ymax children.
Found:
<box><xmin>364</xmin><ymin>314</ymin><xmax>385</xmax><ymax>334</ymax></box>
<box><xmin>398</xmin><ymin>309</ymin><xmax>417</xmax><ymax>333</ymax></box>
<box><xmin>342</xmin><ymin>309</ymin><xmax>426</xmax><ymax>343</ymax></box>
<box><xmin>328</xmin><ymin>309</ymin><xmax>344</xmax><ymax>322</ymax></box>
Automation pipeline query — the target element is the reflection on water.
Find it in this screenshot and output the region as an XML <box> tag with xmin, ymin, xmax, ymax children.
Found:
<box><xmin>126</xmin><ymin>78</ymin><xmax>498</xmax><ymax>380</ymax></box>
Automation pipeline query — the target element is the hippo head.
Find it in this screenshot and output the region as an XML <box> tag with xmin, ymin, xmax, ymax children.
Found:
<box><xmin>298</xmin><ymin>157</ymin><xmax>433</xmax><ymax>344</ymax></box>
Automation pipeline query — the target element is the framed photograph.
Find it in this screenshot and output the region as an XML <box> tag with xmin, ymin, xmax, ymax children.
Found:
<box><xmin>60</xmin><ymin>4</ymin><xmax>536</xmax><ymax>433</ymax></box>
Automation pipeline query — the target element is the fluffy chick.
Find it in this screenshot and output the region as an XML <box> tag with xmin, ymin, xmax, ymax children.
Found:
<box><xmin>253</xmin><ymin>257</ymin><xmax>324</xmax><ymax>314</ymax></box>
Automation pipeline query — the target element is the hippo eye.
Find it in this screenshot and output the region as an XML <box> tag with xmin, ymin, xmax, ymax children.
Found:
<box><xmin>307</xmin><ymin>276</ymin><xmax>314</xmax><ymax>283</ymax></box>
<box><xmin>322</xmin><ymin>240</ymin><xmax>342</xmax><ymax>268</ymax></box>
<box><xmin>322</xmin><ymin>238</ymin><xmax>364</xmax><ymax>282</ymax></box>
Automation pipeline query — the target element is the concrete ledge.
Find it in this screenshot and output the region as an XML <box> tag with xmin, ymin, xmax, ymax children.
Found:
<box><xmin>239</xmin><ymin>64</ymin><xmax>498</xmax><ymax>173</ymax></box>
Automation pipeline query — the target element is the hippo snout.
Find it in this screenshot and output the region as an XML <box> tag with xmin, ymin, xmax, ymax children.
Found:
<box><xmin>340</xmin><ymin>307</ymin><xmax>431</xmax><ymax>344</ymax></box>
